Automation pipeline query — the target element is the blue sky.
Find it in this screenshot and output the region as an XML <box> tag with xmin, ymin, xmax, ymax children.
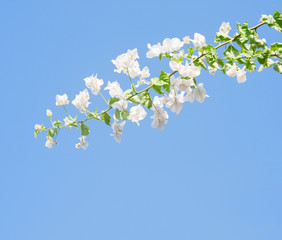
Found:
<box><xmin>0</xmin><ymin>0</ymin><xmax>281</xmax><ymax>239</ymax></box>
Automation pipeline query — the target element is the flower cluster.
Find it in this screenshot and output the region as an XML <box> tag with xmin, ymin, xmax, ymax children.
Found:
<box><xmin>34</xmin><ymin>11</ymin><xmax>282</xmax><ymax>150</ymax></box>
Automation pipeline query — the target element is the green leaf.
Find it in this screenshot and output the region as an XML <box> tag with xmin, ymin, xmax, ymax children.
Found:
<box><xmin>273</xmin><ymin>62</ymin><xmax>282</xmax><ymax>74</ymax></box>
<box><xmin>80</xmin><ymin>123</ymin><xmax>90</xmax><ymax>136</ymax></box>
<box><xmin>214</xmin><ymin>33</ymin><xmax>232</xmax><ymax>43</ymax></box>
<box><xmin>69</xmin><ymin>122</ymin><xmax>78</xmax><ymax>128</ymax></box>
<box><xmin>261</xmin><ymin>11</ymin><xmax>282</xmax><ymax>32</ymax></box>
<box><xmin>273</xmin><ymin>11</ymin><xmax>282</xmax><ymax>31</ymax></box>
<box><xmin>245</xmin><ymin>59</ymin><xmax>256</xmax><ymax>71</ymax></box>
<box><xmin>237</xmin><ymin>22</ymin><xmax>252</xmax><ymax>42</ymax></box>
<box><xmin>140</xmin><ymin>91</ymin><xmax>152</xmax><ymax>109</ymax></box>
<box><xmin>128</xmin><ymin>95</ymin><xmax>140</xmax><ymax>104</ymax></box>
<box><xmin>101</xmin><ymin>112</ymin><xmax>111</xmax><ymax>126</ymax></box>
<box><xmin>224</xmin><ymin>45</ymin><xmax>240</xmax><ymax>59</ymax></box>
<box><xmin>48</xmin><ymin>129</ymin><xmax>54</xmax><ymax>138</ymax></box>
<box><xmin>271</xmin><ymin>42</ymin><xmax>282</xmax><ymax>51</ymax></box>
<box><xmin>159</xmin><ymin>54</ymin><xmax>162</xmax><ymax>60</ymax></box>
<box><xmin>108</xmin><ymin>97</ymin><xmax>120</xmax><ymax>105</ymax></box>
<box><xmin>115</xmin><ymin>109</ymin><xmax>129</xmax><ymax>120</ymax></box>
<box><xmin>88</xmin><ymin>109</ymin><xmax>101</xmax><ymax>120</ymax></box>
<box><xmin>53</xmin><ymin>120</ymin><xmax>63</xmax><ymax>126</ymax></box>
<box><xmin>159</xmin><ymin>71</ymin><xmax>170</xmax><ymax>84</ymax></box>
<box><xmin>152</xmin><ymin>84</ymin><xmax>164</xmax><ymax>94</ymax></box>
<box><xmin>124</xmin><ymin>89</ymin><xmax>133</xmax><ymax>96</ymax></box>
<box><xmin>257</xmin><ymin>49</ymin><xmax>270</xmax><ymax>65</ymax></box>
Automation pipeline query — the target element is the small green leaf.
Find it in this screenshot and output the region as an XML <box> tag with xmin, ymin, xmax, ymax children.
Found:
<box><xmin>271</xmin><ymin>42</ymin><xmax>282</xmax><ymax>51</ymax></box>
<box><xmin>88</xmin><ymin>109</ymin><xmax>101</xmax><ymax>120</ymax></box>
<box><xmin>108</xmin><ymin>97</ymin><xmax>120</xmax><ymax>105</ymax></box>
<box><xmin>101</xmin><ymin>112</ymin><xmax>111</xmax><ymax>126</ymax></box>
<box><xmin>115</xmin><ymin>109</ymin><xmax>129</xmax><ymax>120</ymax></box>
<box><xmin>124</xmin><ymin>89</ymin><xmax>133</xmax><ymax>96</ymax></box>
<box><xmin>224</xmin><ymin>45</ymin><xmax>240</xmax><ymax>59</ymax></box>
<box><xmin>159</xmin><ymin>71</ymin><xmax>170</xmax><ymax>84</ymax></box>
<box><xmin>152</xmin><ymin>84</ymin><xmax>164</xmax><ymax>94</ymax></box>
<box><xmin>48</xmin><ymin>129</ymin><xmax>54</xmax><ymax>138</ymax></box>
<box><xmin>80</xmin><ymin>123</ymin><xmax>90</xmax><ymax>136</ymax></box>
<box><xmin>140</xmin><ymin>91</ymin><xmax>152</xmax><ymax>109</ymax></box>
<box><xmin>214</xmin><ymin>34</ymin><xmax>232</xmax><ymax>43</ymax></box>
<box><xmin>273</xmin><ymin>62</ymin><xmax>282</xmax><ymax>73</ymax></box>
<box><xmin>128</xmin><ymin>95</ymin><xmax>140</xmax><ymax>104</ymax></box>
<box><xmin>257</xmin><ymin>49</ymin><xmax>270</xmax><ymax>65</ymax></box>
<box><xmin>151</xmin><ymin>77</ymin><xmax>167</xmax><ymax>86</ymax></box>
<box><xmin>53</xmin><ymin>120</ymin><xmax>63</xmax><ymax>126</ymax></box>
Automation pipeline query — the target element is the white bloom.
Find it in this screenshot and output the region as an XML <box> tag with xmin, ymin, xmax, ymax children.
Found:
<box><xmin>112</xmin><ymin>48</ymin><xmax>141</xmax><ymax>77</ymax></box>
<box><xmin>151</xmin><ymin>108</ymin><xmax>169</xmax><ymax>131</ymax></box>
<box><xmin>64</xmin><ymin>117</ymin><xmax>72</xmax><ymax>129</ymax></box>
<box><xmin>184</xmin><ymin>88</ymin><xmax>195</xmax><ymax>103</ymax></box>
<box><xmin>140</xmin><ymin>66</ymin><xmax>150</xmax><ymax>79</ymax></box>
<box><xmin>208</xmin><ymin>66</ymin><xmax>217</xmax><ymax>75</ymax></box>
<box><xmin>191</xmin><ymin>33</ymin><xmax>206</xmax><ymax>48</ymax></box>
<box><xmin>72</xmin><ymin>89</ymin><xmax>90</xmax><ymax>113</ymax></box>
<box><xmin>169</xmin><ymin>61</ymin><xmax>183</xmax><ymax>72</ymax></box>
<box><xmin>226</xmin><ymin>64</ymin><xmax>247</xmax><ymax>83</ymax></box>
<box><xmin>111</xmin><ymin>121</ymin><xmax>126</xmax><ymax>143</ymax></box>
<box><xmin>75</xmin><ymin>136</ymin><xmax>88</xmax><ymax>150</ymax></box>
<box><xmin>112</xmin><ymin>99</ymin><xmax>128</xmax><ymax>111</ymax></box>
<box><xmin>152</xmin><ymin>96</ymin><xmax>164</xmax><ymax>109</ymax></box>
<box><xmin>236</xmin><ymin>68</ymin><xmax>247</xmax><ymax>83</ymax></box>
<box><xmin>179</xmin><ymin>61</ymin><xmax>201</xmax><ymax>78</ymax></box>
<box><xmin>83</xmin><ymin>74</ymin><xmax>104</xmax><ymax>95</ymax></box>
<box><xmin>162</xmin><ymin>38</ymin><xmax>184</xmax><ymax>53</ymax></box>
<box><xmin>175</xmin><ymin>78</ymin><xmax>194</xmax><ymax>92</ymax></box>
<box><xmin>128</xmin><ymin>105</ymin><xmax>147</xmax><ymax>126</ymax></box>
<box><xmin>219</xmin><ymin>22</ymin><xmax>231</xmax><ymax>35</ymax></box>
<box><xmin>146</xmin><ymin>43</ymin><xmax>163</xmax><ymax>58</ymax></box>
<box><xmin>45</xmin><ymin>136</ymin><xmax>54</xmax><ymax>149</ymax></box>
<box><xmin>193</xmin><ymin>83</ymin><xmax>208</xmax><ymax>103</ymax></box>
<box><xmin>35</xmin><ymin>124</ymin><xmax>41</xmax><ymax>130</ymax></box>
<box><xmin>46</xmin><ymin>109</ymin><xmax>52</xmax><ymax>118</ymax></box>
<box><xmin>226</xmin><ymin>64</ymin><xmax>238</xmax><ymax>77</ymax></box>
<box><xmin>104</xmin><ymin>81</ymin><xmax>124</xmax><ymax>98</ymax></box>
<box><xmin>183</xmin><ymin>36</ymin><xmax>191</xmax><ymax>45</ymax></box>
<box><xmin>165</xmin><ymin>89</ymin><xmax>185</xmax><ymax>114</ymax></box>
<box><xmin>258</xmin><ymin>65</ymin><xmax>264</xmax><ymax>72</ymax></box>
<box><xmin>56</xmin><ymin>94</ymin><xmax>69</xmax><ymax>106</ymax></box>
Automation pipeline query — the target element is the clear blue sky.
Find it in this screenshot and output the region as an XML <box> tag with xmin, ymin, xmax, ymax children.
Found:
<box><xmin>0</xmin><ymin>0</ymin><xmax>281</xmax><ymax>239</ymax></box>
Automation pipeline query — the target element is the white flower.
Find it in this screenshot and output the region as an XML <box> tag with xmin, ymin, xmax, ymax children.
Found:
<box><xmin>184</xmin><ymin>88</ymin><xmax>195</xmax><ymax>103</ymax></box>
<box><xmin>112</xmin><ymin>99</ymin><xmax>128</xmax><ymax>111</ymax></box>
<box><xmin>152</xmin><ymin>96</ymin><xmax>164</xmax><ymax>109</ymax></box>
<box><xmin>258</xmin><ymin>65</ymin><xmax>264</xmax><ymax>72</ymax></box>
<box><xmin>83</xmin><ymin>74</ymin><xmax>104</xmax><ymax>95</ymax></box>
<box><xmin>140</xmin><ymin>66</ymin><xmax>150</xmax><ymax>79</ymax></box>
<box><xmin>174</xmin><ymin>78</ymin><xmax>194</xmax><ymax>92</ymax></box>
<box><xmin>56</xmin><ymin>94</ymin><xmax>69</xmax><ymax>106</ymax></box>
<box><xmin>219</xmin><ymin>22</ymin><xmax>231</xmax><ymax>35</ymax></box>
<box><xmin>191</xmin><ymin>33</ymin><xmax>206</xmax><ymax>48</ymax></box>
<box><xmin>226</xmin><ymin>64</ymin><xmax>238</xmax><ymax>77</ymax></box>
<box><xmin>236</xmin><ymin>68</ymin><xmax>247</xmax><ymax>83</ymax></box>
<box><xmin>128</xmin><ymin>105</ymin><xmax>147</xmax><ymax>126</ymax></box>
<box><xmin>162</xmin><ymin>38</ymin><xmax>184</xmax><ymax>53</ymax></box>
<box><xmin>112</xmin><ymin>48</ymin><xmax>141</xmax><ymax>77</ymax></box>
<box><xmin>179</xmin><ymin>61</ymin><xmax>201</xmax><ymax>78</ymax></box>
<box><xmin>46</xmin><ymin>109</ymin><xmax>52</xmax><ymax>118</ymax></box>
<box><xmin>208</xmin><ymin>66</ymin><xmax>217</xmax><ymax>75</ymax></box>
<box><xmin>35</xmin><ymin>124</ymin><xmax>41</xmax><ymax>130</ymax></box>
<box><xmin>193</xmin><ymin>83</ymin><xmax>208</xmax><ymax>103</ymax></box>
<box><xmin>64</xmin><ymin>117</ymin><xmax>72</xmax><ymax>129</ymax></box>
<box><xmin>75</xmin><ymin>136</ymin><xmax>88</xmax><ymax>150</ymax></box>
<box><xmin>45</xmin><ymin>136</ymin><xmax>54</xmax><ymax>149</ymax></box>
<box><xmin>104</xmin><ymin>81</ymin><xmax>124</xmax><ymax>98</ymax></box>
<box><xmin>151</xmin><ymin>108</ymin><xmax>169</xmax><ymax>131</ymax></box>
<box><xmin>111</xmin><ymin>121</ymin><xmax>126</xmax><ymax>143</ymax></box>
<box><xmin>165</xmin><ymin>89</ymin><xmax>185</xmax><ymax>114</ymax></box>
<box><xmin>226</xmin><ymin>64</ymin><xmax>247</xmax><ymax>83</ymax></box>
<box><xmin>183</xmin><ymin>36</ymin><xmax>191</xmax><ymax>45</ymax></box>
<box><xmin>146</xmin><ymin>43</ymin><xmax>163</xmax><ymax>58</ymax></box>
<box><xmin>72</xmin><ymin>89</ymin><xmax>90</xmax><ymax>113</ymax></box>
<box><xmin>169</xmin><ymin>61</ymin><xmax>183</xmax><ymax>72</ymax></box>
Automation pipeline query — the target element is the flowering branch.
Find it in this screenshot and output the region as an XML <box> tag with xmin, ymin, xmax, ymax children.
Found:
<box><xmin>35</xmin><ymin>11</ymin><xmax>282</xmax><ymax>150</ymax></box>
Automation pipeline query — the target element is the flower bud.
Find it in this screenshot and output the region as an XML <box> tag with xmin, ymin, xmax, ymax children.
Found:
<box><xmin>46</xmin><ymin>109</ymin><xmax>52</xmax><ymax>118</ymax></box>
